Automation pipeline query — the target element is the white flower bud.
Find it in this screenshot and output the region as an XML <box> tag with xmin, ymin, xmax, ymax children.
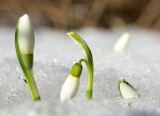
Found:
<box><xmin>17</xmin><ymin>14</ymin><xmax>35</xmax><ymax>54</ymax></box>
<box><xmin>60</xmin><ymin>74</ymin><xmax>80</xmax><ymax>103</ymax></box>
<box><xmin>113</xmin><ymin>32</ymin><xmax>130</xmax><ymax>53</ymax></box>
<box><xmin>118</xmin><ymin>79</ymin><xmax>139</xmax><ymax>99</ymax></box>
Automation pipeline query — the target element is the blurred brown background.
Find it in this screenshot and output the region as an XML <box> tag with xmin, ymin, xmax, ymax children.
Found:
<box><xmin>0</xmin><ymin>0</ymin><xmax>159</xmax><ymax>30</ymax></box>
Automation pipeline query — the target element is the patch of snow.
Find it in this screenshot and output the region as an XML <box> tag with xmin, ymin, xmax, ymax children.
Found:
<box><xmin>0</xmin><ymin>26</ymin><xmax>160</xmax><ymax>115</ymax></box>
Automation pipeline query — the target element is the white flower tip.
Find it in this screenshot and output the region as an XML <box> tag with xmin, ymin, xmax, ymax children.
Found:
<box><xmin>17</xmin><ymin>14</ymin><xmax>35</xmax><ymax>54</ymax></box>
<box><xmin>19</xmin><ymin>14</ymin><xmax>30</xmax><ymax>23</ymax></box>
<box><xmin>21</xmin><ymin>14</ymin><xmax>29</xmax><ymax>18</ymax></box>
<box><xmin>113</xmin><ymin>32</ymin><xmax>130</xmax><ymax>53</ymax></box>
<box><xmin>60</xmin><ymin>75</ymin><xmax>80</xmax><ymax>103</ymax></box>
<box><xmin>119</xmin><ymin>79</ymin><xmax>139</xmax><ymax>99</ymax></box>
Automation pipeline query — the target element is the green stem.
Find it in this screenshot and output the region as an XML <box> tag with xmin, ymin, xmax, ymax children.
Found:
<box><xmin>68</xmin><ymin>32</ymin><xmax>94</xmax><ymax>99</ymax></box>
<box><xmin>79</xmin><ymin>58</ymin><xmax>87</xmax><ymax>64</ymax></box>
<box><xmin>15</xmin><ymin>22</ymin><xmax>40</xmax><ymax>101</ymax></box>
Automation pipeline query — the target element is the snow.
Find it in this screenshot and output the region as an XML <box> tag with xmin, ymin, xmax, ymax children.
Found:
<box><xmin>0</xmin><ymin>26</ymin><xmax>160</xmax><ymax>115</ymax></box>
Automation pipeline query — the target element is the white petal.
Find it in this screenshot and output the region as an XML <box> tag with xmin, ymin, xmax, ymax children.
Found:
<box><xmin>113</xmin><ymin>32</ymin><xmax>130</xmax><ymax>53</ymax></box>
<box><xmin>120</xmin><ymin>81</ymin><xmax>139</xmax><ymax>99</ymax></box>
<box><xmin>60</xmin><ymin>75</ymin><xmax>80</xmax><ymax>103</ymax></box>
<box><xmin>18</xmin><ymin>14</ymin><xmax>35</xmax><ymax>54</ymax></box>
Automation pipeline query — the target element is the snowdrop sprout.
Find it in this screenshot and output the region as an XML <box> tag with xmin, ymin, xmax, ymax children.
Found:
<box><xmin>118</xmin><ymin>79</ymin><xmax>140</xmax><ymax>99</ymax></box>
<box><xmin>15</xmin><ymin>14</ymin><xmax>40</xmax><ymax>101</ymax></box>
<box><xmin>60</xmin><ymin>32</ymin><xmax>94</xmax><ymax>102</ymax></box>
<box><xmin>113</xmin><ymin>32</ymin><xmax>130</xmax><ymax>53</ymax></box>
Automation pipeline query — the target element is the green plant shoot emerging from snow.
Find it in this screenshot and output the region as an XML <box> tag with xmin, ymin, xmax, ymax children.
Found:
<box><xmin>60</xmin><ymin>32</ymin><xmax>94</xmax><ymax>103</ymax></box>
<box><xmin>15</xmin><ymin>14</ymin><xmax>40</xmax><ymax>101</ymax></box>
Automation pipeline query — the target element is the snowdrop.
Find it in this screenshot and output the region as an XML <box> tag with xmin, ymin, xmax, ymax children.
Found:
<box><xmin>60</xmin><ymin>32</ymin><xmax>94</xmax><ymax>103</ymax></box>
<box><xmin>113</xmin><ymin>32</ymin><xmax>130</xmax><ymax>53</ymax></box>
<box><xmin>60</xmin><ymin>63</ymin><xmax>82</xmax><ymax>103</ymax></box>
<box><xmin>15</xmin><ymin>14</ymin><xmax>40</xmax><ymax>100</ymax></box>
<box><xmin>17</xmin><ymin>14</ymin><xmax>35</xmax><ymax>54</ymax></box>
<box><xmin>118</xmin><ymin>79</ymin><xmax>139</xmax><ymax>99</ymax></box>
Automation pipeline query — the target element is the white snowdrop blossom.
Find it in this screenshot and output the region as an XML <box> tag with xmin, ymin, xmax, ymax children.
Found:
<box><xmin>60</xmin><ymin>74</ymin><xmax>80</xmax><ymax>103</ymax></box>
<box><xmin>60</xmin><ymin>63</ymin><xmax>82</xmax><ymax>103</ymax></box>
<box><xmin>113</xmin><ymin>32</ymin><xmax>130</xmax><ymax>53</ymax></box>
<box><xmin>18</xmin><ymin>14</ymin><xmax>35</xmax><ymax>54</ymax></box>
<box><xmin>118</xmin><ymin>79</ymin><xmax>139</xmax><ymax>99</ymax></box>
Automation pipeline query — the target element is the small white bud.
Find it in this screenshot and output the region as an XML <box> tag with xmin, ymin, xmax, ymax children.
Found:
<box><xmin>15</xmin><ymin>14</ymin><xmax>40</xmax><ymax>100</ymax></box>
<box><xmin>113</xmin><ymin>32</ymin><xmax>130</xmax><ymax>53</ymax></box>
<box><xmin>18</xmin><ymin>14</ymin><xmax>35</xmax><ymax>54</ymax></box>
<box><xmin>60</xmin><ymin>74</ymin><xmax>80</xmax><ymax>103</ymax></box>
<box><xmin>118</xmin><ymin>79</ymin><xmax>139</xmax><ymax>99</ymax></box>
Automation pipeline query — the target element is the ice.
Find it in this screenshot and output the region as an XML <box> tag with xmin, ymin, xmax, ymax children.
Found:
<box><xmin>0</xmin><ymin>25</ymin><xmax>160</xmax><ymax>115</ymax></box>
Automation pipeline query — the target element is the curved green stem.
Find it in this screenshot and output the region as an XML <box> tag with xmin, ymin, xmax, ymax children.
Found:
<box><xmin>67</xmin><ymin>32</ymin><xmax>94</xmax><ymax>99</ymax></box>
<box><xmin>79</xmin><ymin>58</ymin><xmax>87</xmax><ymax>64</ymax></box>
<box><xmin>15</xmin><ymin>22</ymin><xmax>40</xmax><ymax>101</ymax></box>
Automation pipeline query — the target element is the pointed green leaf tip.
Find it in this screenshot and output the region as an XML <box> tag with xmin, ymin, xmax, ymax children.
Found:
<box><xmin>67</xmin><ymin>32</ymin><xmax>94</xmax><ymax>100</ymax></box>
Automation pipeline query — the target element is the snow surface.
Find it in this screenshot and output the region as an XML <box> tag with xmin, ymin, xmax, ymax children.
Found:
<box><xmin>0</xmin><ymin>26</ymin><xmax>160</xmax><ymax>116</ymax></box>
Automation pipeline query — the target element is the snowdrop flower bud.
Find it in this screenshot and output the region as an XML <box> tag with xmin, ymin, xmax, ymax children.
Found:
<box><xmin>60</xmin><ymin>63</ymin><xmax>82</xmax><ymax>103</ymax></box>
<box><xmin>15</xmin><ymin>14</ymin><xmax>40</xmax><ymax>100</ymax></box>
<box><xmin>18</xmin><ymin>14</ymin><xmax>35</xmax><ymax>54</ymax></box>
<box><xmin>16</xmin><ymin>14</ymin><xmax>35</xmax><ymax>69</ymax></box>
<box><xmin>113</xmin><ymin>32</ymin><xmax>130</xmax><ymax>53</ymax></box>
<box><xmin>118</xmin><ymin>79</ymin><xmax>140</xmax><ymax>99</ymax></box>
